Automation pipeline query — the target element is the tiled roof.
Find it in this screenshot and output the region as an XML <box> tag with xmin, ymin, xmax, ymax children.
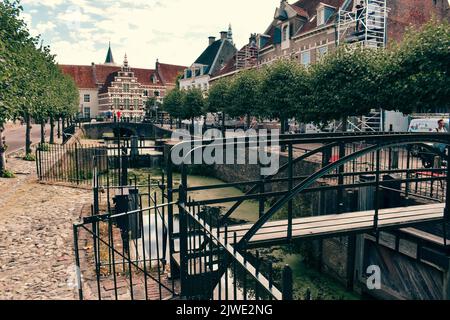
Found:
<box><xmin>194</xmin><ymin>40</ymin><xmax>223</xmax><ymax>66</ymax></box>
<box><xmin>157</xmin><ymin>62</ymin><xmax>186</xmax><ymax>85</ymax></box>
<box><xmin>211</xmin><ymin>54</ymin><xmax>237</xmax><ymax>78</ymax></box>
<box><xmin>59</xmin><ymin>65</ymin><xmax>96</xmax><ymax>89</ymax></box>
<box><xmin>61</xmin><ymin>62</ymin><xmax>186</xmax><ymax>91</ymax></box>
<box><xmin>291</xmin><ymin>0</ymin><xmax>347</xmax><ymax>35</ymax></box>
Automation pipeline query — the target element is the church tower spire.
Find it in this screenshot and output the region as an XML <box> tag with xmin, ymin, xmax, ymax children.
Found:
<box><xmin>104</xmin><ymin>42</ymin><xmax>115</xmax><ymax>65</ymax></box>
<box><xmin>227</xmin><ymin>24</ymin><xmax>234</xmax><ymax>45</ymax></box>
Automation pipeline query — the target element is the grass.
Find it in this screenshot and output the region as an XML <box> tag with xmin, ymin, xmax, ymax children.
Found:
<box><xmin>0</xmin><ymin>170</ymin><xmax>15</xmax><ymax>178</ymax></box>
<box><xmin>23</xmin><ymin>153</ymin><xmax>36</xmax><ymax>161</ymax></box>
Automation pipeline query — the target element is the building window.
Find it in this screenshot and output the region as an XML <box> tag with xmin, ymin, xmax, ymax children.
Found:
<box><xmin>113</xmin><ymin>98</ymin><xmax>119</xmax><ymax>108</ymax></box>
<box><xmin>154</xmin><ymin>90</ymin><xmax>160</xmax><ymax>97</ymax></box>
<box><xmin>143</xmin><ymin>90</ymin><xmax>148</xmax><ymax>97</ymax></box>
<box><xmin>282</xmin><ymin>25</ymin><xmax>288</xmax><ymax>41</ymax></box>
<box><xmin>301</xmin><ymin>51</ymin><xmax>311</xmax><ymax>66</ymax></box>
<box><xmin>84</xmin><ymin>94</ymin><xmax>90</xmax><ymax>103</ymax></box>
<box><xmin>123</xmin><ymin>83</ymin><xmax>130</xmax><ymax>93</ymax></box>
<box><xmin>83</xmin><ymin>107</ymin><xmax>90</xmax><ymax>118</ymax></box>
<box><xmin>134</xmin><ymin>99</ymin><xmax>139</xmax><ymax>109</ymax></box>
<box><xmin>124</xmin><ymin>98</ymin><xmax>130</xmax><ymax>109</ymax></box>
<box><xmin>317</xmin><ymin>46</ymin><xmax>328</xmax><ymax>60</ymax></box>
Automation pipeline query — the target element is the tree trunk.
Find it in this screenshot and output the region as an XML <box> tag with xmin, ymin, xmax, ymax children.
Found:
<box><xmin>222</xmin><ymin>112</ymin><xmax>226</xmax><ymax>137</ymax></box>
<box><xmin>40</xmin><ymin>120</ymin><xmax>46</xmax><ymax>144</ymax></box>
<box><xmin>25</xmin><ymin>115</ymin><xmax>32</xmax><ymax>155</ymax></box>
<box><xmin>191</xmin><ymin>118</ymin><xmax>195</xmax><ymax>136</ymax></box>
<box><xmin>50</xmin><ymin>116</ymin><xmax>55</xmax><ymax>144</ymax></box>
<box><xmin>246</xmin><ymin>114</ymin><xmax>251</xmax><ymax>129</ymax></box>
<box><xmin>62</xmin><ymin>116</ymin><xmax>66</xmax><ymax>134</ymax></box>
<box><xmin>0</xmin><ymin>125</ymin><xmax>6</xmax><ymax>174</ymax></box>
<box><xmin>57</xmin><ymin>117</ymin><xmax>61</xmax><ymax>139</ymax></box>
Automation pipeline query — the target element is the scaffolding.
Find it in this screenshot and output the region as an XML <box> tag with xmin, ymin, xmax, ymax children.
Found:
<box><xmin>337</xmin><ymin>0</ymin><xmax>388</xmax><ymax>49</ymax></box>
<box><xmin>236</xmin><ymin>38</ymin><xmax>259</xmax><ymax>70</ymax></box>
<box><xmin>335</xmin><ymin>0</ymin><xmax>388</xmax><ymax>132</ymax></box>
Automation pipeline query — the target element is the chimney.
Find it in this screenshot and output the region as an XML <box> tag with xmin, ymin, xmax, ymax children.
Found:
<box><xmin>208</xmin><ymin>36</ymin><xmax>216</xmax><ymax>46</ymax></box>
<box><xmin>220</xmin><ymin>31</ymin><xmax>227</xmax><ymax>40</ymax></box>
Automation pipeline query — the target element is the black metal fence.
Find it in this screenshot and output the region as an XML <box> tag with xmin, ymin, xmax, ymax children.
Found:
<box><xmin>36</xmin><ymin>143</ymin><xmax>107</xmax><ymax>185</ymax></box>
<box><xmin>36</xmin><ymin>139</ymin><xmax>164</xmax><ymax>186</ymax></box>
<box><xmin>73</xmin><ymin>173</ymin><xmax>178</xmax><ymax>300</ymax></box>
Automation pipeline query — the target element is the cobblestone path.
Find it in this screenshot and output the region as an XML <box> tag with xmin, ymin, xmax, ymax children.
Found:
<box><xmin>0</xmin><ymin>157</ymin><xmax>91</xmax><ymax>300</ymax></box>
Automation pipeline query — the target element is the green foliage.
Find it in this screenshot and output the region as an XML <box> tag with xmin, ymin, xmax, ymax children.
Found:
<box><xmin>163</xmin><ymin>88</ymin><xmax>185</xmax><ymax>119</ymax></box>
<box><xmin>0</xmin><ymin>0</ymin><xmax>79</xmax><ymax>171</ymax></box>
<box><xmin>206</xmin><ymin>77</ymin><xmax>232</xmax><ymax>113</ymax></box>
<box><xmin>379</xmin><ymin>20</ymin><xmax>450</xmax><ymax>114</ymax></box>
<box><xmin>23</xmin><ymin>153</ymin><xmax>36</xmax><ymax>161</ymax></box>
<box><xmin>228</xmin><ymin>69</ymin><xmax>262</xmax><ymax>125</ymax></box>
<box><xmin>260</xmin><ymin>59</ymin><xmax>309</xmax><ymax>119</ymax></box>
<box><xmin>182</xmin><ymin>88</ymin><xmax>205</xmax><ymax>120</ymax></box>
<box><xmin>308</xmin><ymin>46</ymin><xmax>383</xmax><ymax>126</ymax></box>
<box><xmin>0</xmin><ymin>169</ymin><xmax>15</xmax><ymax>178</ymax></box>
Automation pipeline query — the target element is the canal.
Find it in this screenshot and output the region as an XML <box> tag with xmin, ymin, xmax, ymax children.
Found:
<box><xmin>127</xmin><ymin>167</ymin><xmax>361</xmax><ymax>300</ymax></box>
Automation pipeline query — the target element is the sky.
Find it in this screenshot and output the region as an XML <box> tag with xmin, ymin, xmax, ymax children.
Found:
<box><xmin>20</xmin><ymin>0</ymin><xmax>277</xmax><ymax>68</ymax></box>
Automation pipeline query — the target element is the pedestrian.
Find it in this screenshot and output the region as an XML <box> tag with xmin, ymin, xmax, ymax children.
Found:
<box><xmin>432</xmin><ymin>119</ymin><xmax>447</xmax><ymax>168</ymax></box>
<box><xmin>355</xmin><ymin>1</ymin><xmax>365</xmax><ymax>32</ymax></box>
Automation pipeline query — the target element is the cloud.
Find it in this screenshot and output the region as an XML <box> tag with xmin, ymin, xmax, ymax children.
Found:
<box><xmin>22</xmin><ymin>0</ymin><xmax>277</xmax><ymax>68</ymax></box>
<box><xmin>35</xmin><ymin>21</ymin><xmax>57</xmax><ymax>34</ymax></box>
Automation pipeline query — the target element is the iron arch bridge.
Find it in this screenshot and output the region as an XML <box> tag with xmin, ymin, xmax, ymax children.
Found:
<box><xmin>72</xmin><ymin>132</ymin><xmax>450</xmax><ymax>300</ymax></box>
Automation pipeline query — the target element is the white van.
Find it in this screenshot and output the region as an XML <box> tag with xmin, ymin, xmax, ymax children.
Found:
<box><xmin>408</xmin><ymin>118</ymin><xmax>449</xmax><ymax>133</ymax></box>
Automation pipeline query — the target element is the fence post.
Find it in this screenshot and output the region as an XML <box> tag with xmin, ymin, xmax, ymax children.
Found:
<box><xmin>73</xmin><ymin>224</ymin><xmax>83</xmax><ymax>300</ymax></box>
<box><xmin>120</xmin><ymin>147</ymin><xmax>128</xmax><ymax>187</ymax></box>
<box><xmin>74</xmin><ymin>143</ymin><xmax>80</xmax><ymax>185</ymax></box>
<box><xmin>282</xmin><ymin>264</ymin><xmax>293</xmax><ymax>300</ymax></box>
<box><xmin>178</xmin><ymin>184</ymin><xmax>189</xmax><ymax>298</ymax></box>
<box><xmin>373</xmin><ymin>148</ymin><xmax>381</xmax><ymax>231</ymax></box>
<box><xmin>444</xmin><ymin>145</ymin><xmax>450</xmax><ymax>247</ymax></box>
<box><xmin>288</xmin><ymin>143</ymin><xmax>293</xmax><ymax>240</ymax></box>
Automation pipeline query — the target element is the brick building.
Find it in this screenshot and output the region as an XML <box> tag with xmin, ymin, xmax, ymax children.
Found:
<box><xmin>212</xmin><ymin>0</ymin><xmax>449</xmax><ymax>79</ymax></box>
<box><xmin>61</xmin><ymin>44</ymin><xmax>186</xmax><ymax>119</ymax></box>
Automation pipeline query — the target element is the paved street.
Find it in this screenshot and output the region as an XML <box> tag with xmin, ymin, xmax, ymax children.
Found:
<box><xmin>0</xmin><ymin>157</ymin><xmax>91</xmax><ymax>300</ymax></box>
<box><xmin>4</xmin><ymin>123</ymin><xmax>51</xmax><ymax>155</ymax></box>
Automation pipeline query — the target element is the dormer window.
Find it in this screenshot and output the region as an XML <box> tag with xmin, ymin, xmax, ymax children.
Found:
<box><xmin>317</xmin><ymin>7</ymin><xmax>325</xmax><ymax>26</ymax></box>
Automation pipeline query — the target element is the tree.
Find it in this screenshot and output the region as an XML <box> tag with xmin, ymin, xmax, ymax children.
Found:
<box><xmin>163</xmin><ymin>88</ymin><xmax>185</xmax><ymax>128</ymax></box>
<box><xmin>183</xmin><ymin>88</ymin><xmax>205</xmax><ymax>134</ymax></box>
<box><xmin>228</xmin><ymin>69</ymin><xmax>262</xmax><ymax>128</ymax></box>
<box><xmin>0</xmin><ymin>0</ymin><xmax>34</xmax><ymax>172</ymax></box>
<box><xmin>308</xmin><ymin>46</ymin><xmax>383</xmax><ymax>130</ymax></box>
<box><xmin>207</xmin><ymin>77</ymin><xmax>232</xmax><ymax>133</ymax></box>
<box><xmin>379</xmin><ymin>20</ymin><xmax>450</xmax><ymax>115</ymax></box>
<box><xmin>260</xmin><ymin>59</ymin><xmax>310</xmax><ymax>134</ymax></box>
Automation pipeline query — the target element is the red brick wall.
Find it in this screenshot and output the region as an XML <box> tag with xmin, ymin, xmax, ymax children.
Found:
<box><xmin>387</xmin><ymin>0</ymin><xmax>449</xmax><ymax>45</ymax></box>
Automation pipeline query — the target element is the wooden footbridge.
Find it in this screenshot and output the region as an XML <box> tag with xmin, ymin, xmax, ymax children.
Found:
<box><xmin>217</xmin><ymin>203</ymin><xmax>445</xmax><ymax>246</ymax></box>
<box><xmin>71</xmin><ymin>131</ymin><xmax>450</xmax><ymax>300</ymax></box>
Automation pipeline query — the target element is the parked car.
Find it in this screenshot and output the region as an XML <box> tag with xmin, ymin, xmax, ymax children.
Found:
<box><xmin>408</xmin><ymin>118</ymin><xmax>449</xmax><ymax>168</ymax></box>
